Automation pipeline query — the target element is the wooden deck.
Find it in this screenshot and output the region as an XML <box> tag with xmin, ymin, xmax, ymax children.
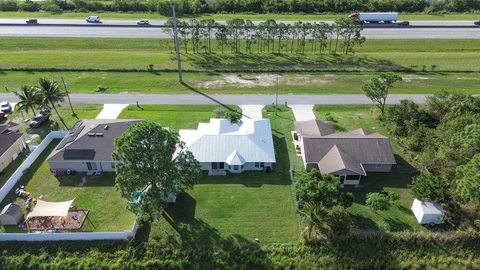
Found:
<box><xmin>27</xmin><ymin>210</ymin><xmax>89</xmax><ymax>231</ymax></box>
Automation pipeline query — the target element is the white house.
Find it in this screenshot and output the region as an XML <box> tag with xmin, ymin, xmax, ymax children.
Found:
<box><xmin>411</xmin><ymin>198</ymin><xmax>445</xmax><ymax>225</ymax></box>
<box><xmin>179</xmin><ymin>118</ymin><xmax>276</xmax><ymax>175</ymax></box>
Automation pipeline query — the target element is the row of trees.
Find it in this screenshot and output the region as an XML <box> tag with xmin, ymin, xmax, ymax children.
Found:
<box><xmin>11</xmin><ymin>77</ymin><xmax>70</xmax><ymax>129</ymax></box>
<box><xmin>382</xmin><ymin>91</ymin><xmax>480</xmax><ymax>215</ymax></box>
<box><xmin>1</xmin><ymin>0</ymin><xmax>478</xmax><ymax>14</ymax></box>
<box><xmin>164</xmin><ymin>18</ymin><xmax>364</xmax><ymax>55</ymax></box>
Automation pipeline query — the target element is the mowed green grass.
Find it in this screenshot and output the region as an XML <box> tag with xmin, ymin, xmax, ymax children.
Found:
<box><xmin>122</xmin><ymin>105</ymin><xmax>299</xmax><ymax>244</ymax></box>
<box><xmin>2</xmin><ymin>71</ymin><xmax>480</xmax><ymax>95</ymax></box>
<box><xmin>0</xmin><ymin>11</ymin><xmax>478</xmax><ymax>21</ymax></box>
<box><xmin>314</xmin><ymin>105</ymin><xmax>425</xmax><ymax>231</ymax></box>
<box><xmin>0</xmin><ymin>140</ymin><xmax>135</xmax><ymax>232</ymax></box>
<box><xmin>1</xmin><ymin>38</ymin><xmax>480</xmax><ymax>72</ymax></box>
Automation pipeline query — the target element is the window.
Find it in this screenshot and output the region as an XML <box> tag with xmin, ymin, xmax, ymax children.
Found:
<box><xmin>233</xmin><ymin>165</ymin><xmax>239</xmax><ymax>170</ymax></box>
<box><xmin>86</xmin><ymin>162</ymin><xmax>97</xmax><ymax>171</ymax></box>
<box><xmin>212</xmin><ymin>162</ymin><xmax>224</xmax><ymax>170</ymax></box>
<box><xmin>375</xmin><ymin>164</ymin><xmax>383</xmax><ymax>168</ymax></box>
<box><xmin>212</xmin><ymin>162</ymin><xmax>218</xmax><ymax>169</ymax></box>
<box><xmin>260</xmin><ymin>162</ymin><xmax>265</xmax><ymax>168</ymax></box>
<box><xmin>346</xmin><ymin>175</ymin><xmax>361</xmax><ymax>180</ymax></box>
<box><xmin>254</xmin><ymin>162</ymin><xmax>260</xmax><ymax>168</ymax></box>
<box><xmin>111</xmin><ymin>162</ymin><xmax>116</xmax><ymax>169</ymax></box>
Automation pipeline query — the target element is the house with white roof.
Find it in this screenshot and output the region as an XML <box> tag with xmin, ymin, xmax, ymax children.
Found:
<box><xmin>179</xmin><ymin>118</ymin><xmax>276</xmax><ymax>175</ymax></box>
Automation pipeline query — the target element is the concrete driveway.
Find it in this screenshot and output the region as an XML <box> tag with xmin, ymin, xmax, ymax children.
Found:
<box><xmin>240</xmin><ymin>105</ymin><xmax>264</xmax><ymax>119</ymax></box>
<box><xmin>290</xmin><ymin>105</ymin><xmax>315</xmax><ymax>121</ymax></box>
<box><xmin>96</xmin><ymin>104</ymin><xmax>129</xmax><ymax>119</ymax></box>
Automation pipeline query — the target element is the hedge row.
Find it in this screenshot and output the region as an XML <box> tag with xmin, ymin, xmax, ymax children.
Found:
<box><xmin>1</xmin><ymin>0</ymin><xmax>480</xmax><ymax>15</ymax></box>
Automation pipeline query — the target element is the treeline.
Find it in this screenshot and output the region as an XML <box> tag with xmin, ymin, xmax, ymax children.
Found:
<box><xmin>162</xmin><ymin>18</ymin><xmax>365</xmax><ymax>55</ymax></box>
<box><xmin>1</xmin><ymin>0</ymin><xmax>480</xmax><ymax>14</ymax></box>
<box><xmin>383</xmin><ymin>91</ymin><xmax>480</xmax><ymax>227</ymax></box>
<box><xmin>1</xmin><ymin>231</ymin><xmax>480</xmax><ymax>269</ymax></box>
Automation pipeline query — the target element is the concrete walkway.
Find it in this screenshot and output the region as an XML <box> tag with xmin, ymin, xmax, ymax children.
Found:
<box><xmin>96</xmin><ymin>104</ymin><xmax>129</xmax><ymax>119</ymax></box>
<box><xmin>240</xmin><ymin>105</ymin><xmax>264</xmax><ymax>119</ymax></box>
<box><xmin>290</xmin><ymin>105</ymin><xmax>315</xmax><ymax>121</ymax></box>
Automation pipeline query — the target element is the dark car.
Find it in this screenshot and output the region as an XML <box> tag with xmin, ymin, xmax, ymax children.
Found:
<box><xmin>29</xmin><ymin>113</ymin><xmax>50</xmax><ymax>128</ymax></box>
<box><xmin>26</xmin><ymin>19</ymin><xmax>38</xmax><ymax>24</ymax></box>
<box><xmin>397</xmin><ymin>21</ymin><xmax>410</xmax><ymax>26</ymax></box>
<box><xmin>475</xmin><ymin>21</ymin><xmax>480</xmax><ymax>26</ymax></box>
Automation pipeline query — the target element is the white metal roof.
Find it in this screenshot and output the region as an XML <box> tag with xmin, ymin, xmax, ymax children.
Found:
<box><xmin>412</xmin><ymin>198</ymin><xmax>444</xmax><ymax>215</ymax></box>
<box><xmin>179</xmin><ymin>119</ymin><xmax>276</xmax><ymax>164</ymax></box>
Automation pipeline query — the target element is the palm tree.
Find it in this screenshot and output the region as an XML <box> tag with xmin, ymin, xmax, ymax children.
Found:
<box><xmin>38</xmin><ymin>77</ymin><xmax>68</xmax><ymax>129</ymax></box>
<box><xmin>14</xmin><ymin>85</ymin><xmax>41</xmax><ymax>117</ymax></box>
<box><xmin>298</xmin><ymin>203</ymin><xmax>324</xmax><ymax>241</ymax></box>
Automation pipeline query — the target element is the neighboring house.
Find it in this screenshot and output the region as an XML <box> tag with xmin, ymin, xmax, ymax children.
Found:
<box><xmin>48</xmin><ymin>119</ymin><xmax>141</xmax><ymax>173</ymax></box>
<box><xmin>0</xmin><ymin>122</ymin><xmax>25</xmax><ymax>173</ymax></box>
<box><xmin>179</xmin><ymin>118</ymin><xmax>276</xmax><ymax>175</ymax></box>
<box><xmin>294</xmin><ymin>120</ymin><xmax>396</xmax><ymax>186</ymax></box>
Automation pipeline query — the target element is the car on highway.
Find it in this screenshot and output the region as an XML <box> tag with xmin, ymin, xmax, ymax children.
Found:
<box><xmin>475</xmin><ymin>21</ymin><xmax>480</xmax><ymax>26</ymax></box>
<box><xmin>26</xmin><ymin>19</ymin><xmax>38</xmax><ymax>24</ymax></box>
<box><xmin>0</xmin><ymin>101</ymin><xmax>12</xmax><ymax>114</ymax></box>
<box><xmin>137</xmin><ymin>19</ymin><xmax>150</xmax><ymax>26</ymax></box>
<box><xmin>397</xmin><ymin>21</ymin><xmax>410</xmax><ymax>26</ymax></box>
<box><xmin>29</xmin><ymin>112</ymin><xmax>50</xmax><ymax>128</ymax></box>
<box><xmin>86</xmin><ymin>16</ymin><xmax>101</xmax><ymax>23</ymax></box>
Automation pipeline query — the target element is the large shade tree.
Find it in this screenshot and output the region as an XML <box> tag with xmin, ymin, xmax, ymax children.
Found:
<box><xmin>113</xmin><ymin>121</ymin><xmax>201</xmax><ymax>222</ymax></box>
<box><xmin>361</xmin><ymin>72</ymin><xmax>402</xmax><ymax>115</ymax></box>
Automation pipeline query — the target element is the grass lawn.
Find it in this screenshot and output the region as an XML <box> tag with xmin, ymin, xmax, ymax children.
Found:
<box><xmin>0</xmin><ymin>140</ymin><xmax>136</xmax><ymax>233</ymax></box>
<box><xmin>2</xmin><ymin>38</ymin><xmax>480</xmax><ymax>72</ymax></box>
<box><xmin>118</xmin><ymin>104</ymin><xmax>240</xmax><ymax>130</ymax></box>
<box><xmin>2</xmin><ymin>71</ymin><xmax>480</xmax><ymax>95</ymax></box>
<box><xmin>0</xmin><ymin>152</ymin><xmax>26</xmax><ymax>189</ymax></box>
<box><xmin>314</xmin><ymin>105</ymin><xmax>425</xmax><ymax>231</ymax></box>
<box><xmin>127</xmin><ymin>104</ymin><xmax>299</xmax><ymax>245</ymax></box>
<box><xmin>0</xmin><ymin>11</ymin><xmax>478</xmax><ymax>21</ymax></box>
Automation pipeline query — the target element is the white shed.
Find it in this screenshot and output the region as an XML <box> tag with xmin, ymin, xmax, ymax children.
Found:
<box><xmin>411</xmin><ymin>198</ymin><xmax>444</xmax><ymax>225</ymax></box>
<box><xmin>0</xmin><ymin>203</ymin><xmax>24</xmax><ymax>225</ymax></box>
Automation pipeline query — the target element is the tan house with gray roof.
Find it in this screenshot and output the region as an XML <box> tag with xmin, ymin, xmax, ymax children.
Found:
<box><xmin>294</xmin><ymin>120</ymin><xmax>396</xmax><ymax>186</ymax></box>
<box><xmin>48</xmin><ymin>119</ymin><xmax>141</xmax><ymax>173</ymax></box>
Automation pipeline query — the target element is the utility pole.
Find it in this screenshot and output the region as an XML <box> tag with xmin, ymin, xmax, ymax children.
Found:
<box><xmin>61</xmin><ymin>76</ymin><xmax>77</xmax><ymax>117</ymax></box>
<box><xmin>275</xmin><ymin>75</ymin><xmax>279</xmax><ymax>115</ymax></box>
<box><xmin>171</xmin><ymin>3</ymin><xmax>183</xmax><ymax>83</ymax></box>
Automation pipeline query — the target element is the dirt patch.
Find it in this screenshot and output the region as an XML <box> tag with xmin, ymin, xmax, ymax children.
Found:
<box><xmin>402</xmin><ymin>75</ymin><xmax>430</xmax><ymax>82</ymax></box>
<box><xmin>199</xmin><ymin>74</ymin><xmax>329</xmax><ymax>89</ymax></box>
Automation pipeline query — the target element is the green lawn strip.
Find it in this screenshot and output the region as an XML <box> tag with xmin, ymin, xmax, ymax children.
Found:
<box><xmin>0</xmin><ymin>140</ymin><xmax>135</xmax><ymax>233</ymax></box>
<box><xmin>1</xmin><ymin>38</ymin><xmax>480</xmax><ymax>72</ymax></box>
<box><xmin>313</xmin><ymin>105</ymin><xmax>425</xmax><ymax>231</ymax></box>
<box><xmin>0</xmin><ymin>11</ymin><xmax>478</xmax><ymax>21</ymax></box>
<box><xmin>2</xmin><ymin>71</ymin><xmax>480</xmax><ymax>95</ymax></box>
<box><xmin>118</xmin><ymin>104</ymin><xmax>240</xmax><ymax>130</ymax></box>
<box><xmin>0</xmin><ymin>152</ymin><xmax>27</xmax><ymax>189</ymax></box>
<box><xmin>129</xmin><ymin>104</ymin><xmax>298</xmax><ymax>245</ymax></box>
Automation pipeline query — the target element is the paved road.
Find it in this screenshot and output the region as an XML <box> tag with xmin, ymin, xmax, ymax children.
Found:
<box><xmin>1</xmin><ymin>25</ymin><xmax>478</xmax><ymax>39</ymax></box>
<box><xmin>0</xmin><ymin>93</ymin><xmax>430</xmax><ymax>105</ymax></box>
<box><xmin>1</xmin><ymin>18</ymin><xmax>479</xmax><ymax>39</ymax></box>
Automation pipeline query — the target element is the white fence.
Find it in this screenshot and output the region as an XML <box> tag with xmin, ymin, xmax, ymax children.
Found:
<box><xmin>0</xmin><ymin>131</ymin><xmax>138</xmax><ymax>241</ymax></box>
<box><xmin>0</xmin><ymin>131</ymin><xmax>67</xmax><ymax>203</ymax></box>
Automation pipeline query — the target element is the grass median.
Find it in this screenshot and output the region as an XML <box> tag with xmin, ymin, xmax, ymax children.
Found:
<box><xmin>0</xmin><ymin>11</ymin><xmax>478</xmax><ymax>21</ymax></box>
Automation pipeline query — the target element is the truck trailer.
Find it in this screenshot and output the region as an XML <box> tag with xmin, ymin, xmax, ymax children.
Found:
<box><xmin>349</xmin><ymin>12</ymin><xmax>399</xmax><ymax>24</ymax></box>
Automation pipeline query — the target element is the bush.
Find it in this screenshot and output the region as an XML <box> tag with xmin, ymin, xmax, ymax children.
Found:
<box><xmin>19</xmin><ymin>0</ymin><xmax>39</xmax><ymax>12</ymax></box>
<box><xmin>0</xmin><ymin>0</ymin><xmax>18</xmax><ymax>11</ymax></box>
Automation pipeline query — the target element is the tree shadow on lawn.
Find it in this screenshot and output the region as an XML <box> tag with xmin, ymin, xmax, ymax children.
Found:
<box><xmin>186</xmin><ymin>53</ymin><xmax>410</xmax><ymax>72</ymax></box>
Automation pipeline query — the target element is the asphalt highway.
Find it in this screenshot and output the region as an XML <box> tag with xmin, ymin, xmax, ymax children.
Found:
<box><xmin>0</xmin><ymin>18</ymin><xmax>479</xmax><ymax>39</ymax></box>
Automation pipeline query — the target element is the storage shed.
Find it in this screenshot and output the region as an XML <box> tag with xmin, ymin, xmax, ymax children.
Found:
<box><xmin>411</xmin><ymin>199</ymin><xmax>444</xmax><ymax>225</ymax></box>
<box><xmin>0</xmin><ymin>203</ymin><xmax>24</xmax><ymax>225</ymax></box>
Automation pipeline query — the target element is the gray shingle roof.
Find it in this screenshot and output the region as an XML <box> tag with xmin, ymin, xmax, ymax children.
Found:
<box><xmin>0</xmin><ymin>132</ymin><xmax>23</xmax><ymax>157</ymax></box>
<box><xmin>48</xmin><ymin>119</ymin><xmax>141</xmax><ymax>162</ymax></box>
<box><xmin>295</xmin><ymin>120</ymin><xmax>335</xmax><ymax>137</ymax></box>
<box><xmin>297</xmin><ymin>120</ymin><xmax>396</xmax><ymax>174</ymax></box>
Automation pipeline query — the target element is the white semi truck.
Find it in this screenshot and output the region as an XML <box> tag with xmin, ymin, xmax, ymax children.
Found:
<box><xmin>349</xmin><ymin>12</ymin><xmax>408</xmax><ymax>25</ymax></box>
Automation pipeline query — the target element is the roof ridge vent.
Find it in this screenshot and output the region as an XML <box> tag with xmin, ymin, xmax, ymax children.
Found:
<box><xmin>87</xmin><ymin>133</ymin><xmax>95</xmax><ymax>137</ymax></box>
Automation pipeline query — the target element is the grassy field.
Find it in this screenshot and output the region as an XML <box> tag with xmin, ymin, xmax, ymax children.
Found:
<box><xmin>314</xmin><ymin>105</ymin><xmax>424</xmax><ymax>231</ymax></box>
<box><xmin>2</xmin><ymin>71</ymin><xmax>479</xmax><ymax>95</ymax></box>
<box><xmin>1</xmin><ymin>38</ymin><xmax>480</xmax><ymax>72</ymax></box>
<box><xmin>0</xmin><ymin>140</ymin><xmax>135</xmax><ymax>232</ymax></box>
<box><xmin>120</xmin><ymin>105</ymin><xmax>299</xmax><ymax>244</ymax></box>
<box><xmin>0</xmin><ymin>11</ymin><xmax>478</xmax><ymax>21</ymax></box>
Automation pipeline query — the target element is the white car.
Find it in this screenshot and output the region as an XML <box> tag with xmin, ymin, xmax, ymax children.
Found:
<box><xmin>0</xmin><ymin>101</ymin><xmax>12</xmax><ymax>113</ymax></box>
<box><xmin>86</xmin><ymin>16</ymin><xmax>101</xmax><ymax>23</ymax></box>
<box><xmin>137</xmin><ymin>20</ymin><xmax>150</xmax><ymax>26</ymax></box>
